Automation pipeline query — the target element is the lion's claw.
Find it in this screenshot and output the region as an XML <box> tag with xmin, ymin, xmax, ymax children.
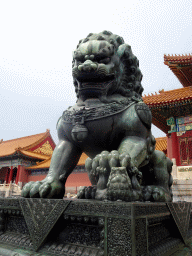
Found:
<box><xmin>21</xmin><ymin>179</ymin><xmax>65</xmax><ymax>199</ymax></box>
<box><xmin>119</xmin><ymin>152</ymin><xmax>131</xmax><ymax>167</ymax></box>
<box><xmin>29</xmin><ymin>181</ymin><xmax>42</xmax><ymax>198</ymax></box>
<box><xmin>142</xmin><ymin>186</ymin><xmax>153</xmax><ymax>201</ymax></box>
<box><xmin>77</xmin><ymin>186</ymin><xmax>97</xmax><ymax>199</ymax></box>
<box><xmin>39</xmin><ymin>183</ymin><xmax>51</xmax><ymax>198</ymax></box>
<box><xmin>21</xmin><ymin>182</ymin><xmax>34</xmax><ymax>198</ymax></box>
<box><xmin>142</xmin><ymin>186</ymin><xmax>172</xmax><ymax>202</ymax></box>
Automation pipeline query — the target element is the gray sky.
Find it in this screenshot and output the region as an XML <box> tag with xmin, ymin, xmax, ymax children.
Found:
<box><xmin>0</xmin><ymin>0</ymin><xmax>192</xmax><ymax>144</ymax></box>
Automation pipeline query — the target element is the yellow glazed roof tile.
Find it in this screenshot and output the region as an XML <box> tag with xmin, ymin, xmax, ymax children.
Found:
<box><xmin>0</xmin><ymin>131</ymin><xmax>49</xmax><ymax>157</ymax></box>
<box><xmin>155</xmin><ymin>137</ymin><xmax>167</xmax><ymax>152</ymax></box>
<box><xmin>27</xmin><ymin>153</ymin><xmax>88</xmax><ymax>169</ymax></box>
<box><xmin>19</xmin><ymin>150</ymin><xmax>50</xmax><ymax>160</ymax></box>
<box><xmin>164</xmin><ymin>53</ymin><xmax>192</xmax><ymax>64</ymax></box>
<box><xmin>143</xmin><ymin>86</ymin><xmax>192</xmax><ymax>106</ymax></box>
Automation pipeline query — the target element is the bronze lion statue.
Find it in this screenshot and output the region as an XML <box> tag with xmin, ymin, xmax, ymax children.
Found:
<box><xmin>21</xmin><ymin>31</ymin><xmax>173</xmax><ymax>202</ymax></box>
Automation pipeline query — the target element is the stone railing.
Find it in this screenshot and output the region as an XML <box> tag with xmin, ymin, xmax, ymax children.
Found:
<box><xmin>0</xmin><ymin>182</ymin><xmax>22</xmax><ymax>197</ymax></box>
<box><xmin>177</xmin><ymin>166</ymin><xmax>192</xmax><ymax>180</ymax></box>
<box><xmin>172</xmin><ymin>161</ymin><xmax>192</xmax><ymax>202</ymax></box>
<box><xmin>171</xmin><ymin>158</ymin><xmax>192</xmax><ymax>180</ymax></box>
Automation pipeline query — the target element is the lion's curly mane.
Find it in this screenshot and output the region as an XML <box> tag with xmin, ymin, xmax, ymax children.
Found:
<box><xmin>72</xmin><ymin>30</ymin><xmax>144</xmax><ymax>101</ymax></box>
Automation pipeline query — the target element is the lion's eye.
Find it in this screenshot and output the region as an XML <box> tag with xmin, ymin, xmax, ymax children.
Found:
<box><xmin>99</xmin><ymin>57</ymin><xmax>111</xmax><ymax>64</ymax></box>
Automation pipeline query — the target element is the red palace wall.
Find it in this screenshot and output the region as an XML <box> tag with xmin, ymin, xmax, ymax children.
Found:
<box><xmin>0</xmin><ymin>167</ymin><xmax>8</xmax><ymax>183</ymax></box>
<box><xmin>178</xmin><ymin>130</ymin><xmax>192</xmax><ymax>166</ymax></box>
<box><xmin>178</xmin><ymin>130</ymin><xmax>192</xmax><ymax>139</ymax></box>
<box><xmin>167</xmin><ymin>130</ymin><xmax>192</xmax><ymax>166</ymax></box>
<box><xmin>28</xmin><ymin>174</ymin><xmax>46</xmax><ymax>182</ymax></box>
<box><xmin>27</xmin><ymin>172</ymin><xmax>91</xmax><ymax>187</ymax></box>
<box><xmin>65</xmin><ymin>173</ymin><xmax>91</xmax><ymax>187</ymax></box>
<box><xmin>18</xmin><ymin>166</ymin><xmax>30</xmax><ymax>183</ymax></box>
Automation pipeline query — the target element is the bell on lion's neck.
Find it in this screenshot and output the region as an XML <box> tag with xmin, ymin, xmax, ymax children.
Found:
<box><xmin>71</xmin><ymin>124</ymin><xmax>88</xmax><ymax>143</ymax></box>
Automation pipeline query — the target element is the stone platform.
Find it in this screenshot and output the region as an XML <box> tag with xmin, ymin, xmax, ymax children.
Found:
<box><xmin>0</xmin><ymin>198</ymin><xmax>191</xmax><ymax>255</ymax></box>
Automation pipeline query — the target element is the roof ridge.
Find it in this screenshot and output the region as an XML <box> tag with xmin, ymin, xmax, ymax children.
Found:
<box><xmin>164</xmin><ymin>53</ymin><xmax>192</xmax><ymax>56</ymax></box>
<box><xmin>27</xmin><ymin>157</ymin><xmax>52</xmax><ymax>169</ymax></box>
<box><xmin>20</xmin><ymin>149</ymin><xmax>51</xmax><ymax>157</ymax></box>
<box><xmin>143</xmin><ymin>86</ymin><xmax>192</xmax><ymax>98</ymax></box>
<box><xmin>17</xmin><ymin>149</ymin><xmax>50</xmax><ymax>160</ymax></box>
<box><xmin>21</xmin><ymin>130</ymin><xmax>50</xmax><ymax>151</ymax></box>
<box><xmin>164</xmin><ymin>53</ymin><xmax>192</xmax><ymax>59</ymax></box>
<box><xmin>1</xmin><ymin>131</ymin><xmax>47</xmax><ymax>144</ymax></box>
<box><xmin>160</xmin><ymin>86</ymin><xmax>191</xmax><ymax>93</ymax></box>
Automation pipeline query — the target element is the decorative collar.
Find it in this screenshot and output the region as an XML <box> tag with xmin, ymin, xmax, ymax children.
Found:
<box><xmin>62</xmin><ymin>97</ymin><xmax>141</xmax><ymax>124</ymax></box>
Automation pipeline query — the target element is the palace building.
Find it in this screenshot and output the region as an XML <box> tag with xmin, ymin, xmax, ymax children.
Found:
<box><xmin>0</xmin><ymin>130</ymin><xmax>55</xmax><ymax>185</ymax></box>
<box><xmin>143</xmin><ymin>54</ymin><xmax>192</xmax><ymax>167</ymax></box>
<box><xmin>143</xmin><ymin>53</ymin><xmax>192</xmax><ymax>201</ymax></box>
<box><xmin>0</xmin><ymin>129</ymin><xmax>90</xmax><ymax>190</ymax></box>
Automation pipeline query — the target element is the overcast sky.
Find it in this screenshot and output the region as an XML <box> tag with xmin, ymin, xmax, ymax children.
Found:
<box><xmin>0</xmin><ymin>0</ymin><xmax>192</xmax><ymax>144</ymax></box>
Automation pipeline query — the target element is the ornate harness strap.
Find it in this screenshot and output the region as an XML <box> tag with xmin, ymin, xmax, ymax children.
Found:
<box><xmin>62</xmin><ymin>97</ymin><xmax>141</xmax><ymax>124</ymax></box>
<box><xmin>61</xmin><ymin>97</ymin><xmax>142</xmax><ymax>142</ymax></box>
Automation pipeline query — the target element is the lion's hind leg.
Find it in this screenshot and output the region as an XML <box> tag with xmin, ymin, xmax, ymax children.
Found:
<box><xmin>142</xmin><ymin>150</ymin><xmax>173</xmax><ymax>202</ymax></box>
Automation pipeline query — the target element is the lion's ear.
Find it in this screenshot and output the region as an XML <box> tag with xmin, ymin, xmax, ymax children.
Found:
<box><xmin>117</xmin><ymin>44</ymin><xmax>132</xmax><ymax>59</ymax></box>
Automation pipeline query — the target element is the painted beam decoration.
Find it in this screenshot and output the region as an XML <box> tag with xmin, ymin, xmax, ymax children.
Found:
<box><xmin>167</xmin><ymin>116</ymin><xmax>192</xmax><ymax>135</ymax></box>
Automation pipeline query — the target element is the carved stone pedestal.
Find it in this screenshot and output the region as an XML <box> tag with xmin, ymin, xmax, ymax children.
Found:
<box><xmin>0</xmin><ymin>198</ymin><xmax>191</xmax><ymax>256</ymax></box>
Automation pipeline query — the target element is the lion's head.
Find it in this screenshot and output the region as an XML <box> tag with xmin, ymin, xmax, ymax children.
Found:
<box><xmin>72</xmin><ymin>30</ymin><xmax>144</xmax><ymax>102</ymax></box>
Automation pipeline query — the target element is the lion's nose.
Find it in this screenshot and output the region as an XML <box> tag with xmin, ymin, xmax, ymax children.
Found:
<box><xmin>78</xmin><ymin>60</ymin><xmax>97</xmax><ymax>72</ymax></box>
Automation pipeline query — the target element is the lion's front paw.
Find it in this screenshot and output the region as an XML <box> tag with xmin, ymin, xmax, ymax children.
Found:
<box><xmin>21</xmin><ymin>178</ymin><xmax>65</xmax><ymax>199</ymax></box>
<box><xmin>142</xmin><ymin>186</ymin><xmax>172</xmax><ymax>202</ymax></box>
<box><xmin>89</xmin><ymin>150</ymin><xmax>143</xmax><ymax>201</ymax></box>
<box><xmin>77</xmin><ymin>186</ymin><xmax>97</xmax><ymax>199</ymax></box>
<box><xmin>142</xmin><ymin>186</ymin><xmax>153</xmax><ymax>201</ymax></box>
<box><xmin>92</xmin><ymin>150</ymin><xmax>131</xmax><ymax>171</ymax></box>
<box><xmin>152</xmin><ymin>187</ymin><xmax>172</xmax><ymax>202</ymax></box>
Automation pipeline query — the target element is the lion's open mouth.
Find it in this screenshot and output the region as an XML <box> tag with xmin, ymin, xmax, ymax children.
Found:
<box><xmin>78</xmin><ymin>76</ymin><xmax>115</xmax><ymax>91</ymax></box>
